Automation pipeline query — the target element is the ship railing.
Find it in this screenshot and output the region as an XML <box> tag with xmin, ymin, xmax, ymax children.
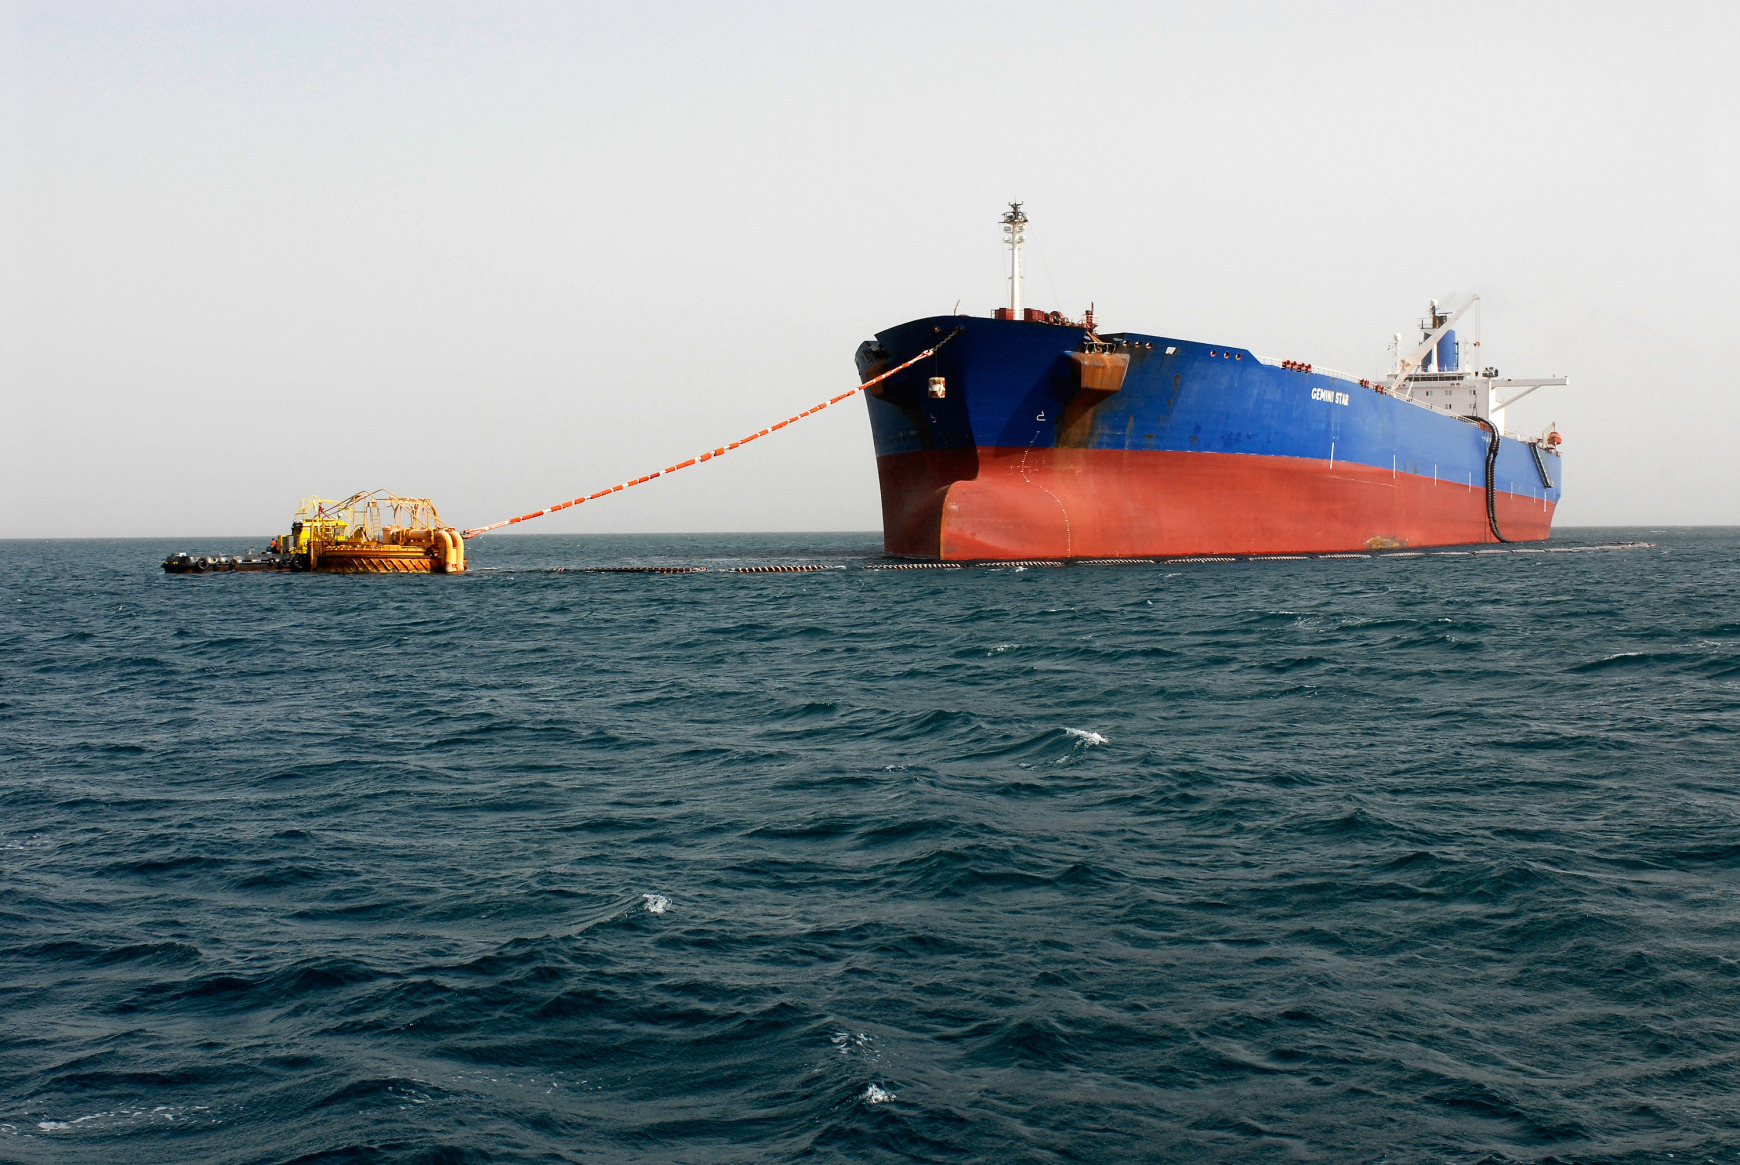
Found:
<box><xmin>1252</xmin><ymin>355</ymin><xmax>1368</xmax><ymax>385</ymax></box>
<box><xmin>1303</xmin><ymin>365</ymin><xmax>1367</xmax><ymax>385</ymax></box>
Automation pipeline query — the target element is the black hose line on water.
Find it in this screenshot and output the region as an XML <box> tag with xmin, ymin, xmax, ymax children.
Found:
<box><xmin>1462</xmin><ymin>415</ymin><xmax>1510</xmax><ymax>544</ymax></box>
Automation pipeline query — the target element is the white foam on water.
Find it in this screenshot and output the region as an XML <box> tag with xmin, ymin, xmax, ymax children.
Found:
<box><xmin>863</xmin><ymin>1083</ymin><xmax>895</xmax><ymax>1104</ymax></box>
<box><xmin>29</xmin><ymin>1103</ymin><xmax>213</xmax><ymax>1134</ymax></box>
<box><xmin>988</xmin><ymin>643</ymin><xmax>1020</xmax><ymax>655</ymax></box>
<box><xmin>1064</xmin><ymin>728</ymin><xmax>1108</xmax><ymax>746</ymax></box>
<box><xmin>832</xmin><ymin>1031</ymin><xmax>871</xmax><ymax>1055</ymax></box>
<box><xmin>38</xmin><ymin>1112</ymin><xmax>116</xmax><ymax>1132</ymax></box>
<box><xmin>642</xmin><ymin>893</ymin><xmax>670</xmax><ymax>915</ymax></box>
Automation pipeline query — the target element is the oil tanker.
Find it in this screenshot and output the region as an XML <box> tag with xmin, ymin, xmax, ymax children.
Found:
<box><xmin>857</xmin><ymin>205</ymin><xmax>1566</xmax><ymax>561</ymax></box>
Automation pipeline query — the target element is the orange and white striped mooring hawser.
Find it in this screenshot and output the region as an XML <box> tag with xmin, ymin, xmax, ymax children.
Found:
<box><xmin>460</xmin><ymin>333</ymin><xmax>960</xmax><ymax>540</ymax></box>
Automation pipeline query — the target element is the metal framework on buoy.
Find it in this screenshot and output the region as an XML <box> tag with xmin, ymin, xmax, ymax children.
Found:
<box><xmin>289</xmin><ymin>491</ymin><xmax>466</xmax><ymax>573</ymax></box>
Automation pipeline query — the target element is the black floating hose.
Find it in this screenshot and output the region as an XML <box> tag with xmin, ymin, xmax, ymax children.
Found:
<box><xmin>1463</xmin><ymin>416</ymin><xmax>1510</xmax><ymax>544</ymax></box>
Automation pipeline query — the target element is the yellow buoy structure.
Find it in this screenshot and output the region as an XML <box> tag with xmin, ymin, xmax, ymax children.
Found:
<box><xmin>284</xmin><ymin>492</ymin><xmax>467</xmax><ymax>574</ymax></box>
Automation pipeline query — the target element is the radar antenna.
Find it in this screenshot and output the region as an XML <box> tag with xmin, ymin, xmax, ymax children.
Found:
<box><xmin>1001</xmin><ymin>202</ymin><xmax>1027</xmax><ymax>315</ymax></box>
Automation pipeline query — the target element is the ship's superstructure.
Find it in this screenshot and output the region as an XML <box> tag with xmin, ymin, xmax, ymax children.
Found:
<box><xmin>855</xmin><ymin>207</ymin><xmax>1566</xmax><ymax>560</ymax></box>
<box><xmin>1383</xmin><ymin>296</ymin><xmax>1566</xmax><ymax>436</ymax></box>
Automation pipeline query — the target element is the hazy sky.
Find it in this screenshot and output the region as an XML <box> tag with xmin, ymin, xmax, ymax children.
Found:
<box><xmin>3</xmin><ymin>2</ymin><xmax>1735</xmax><ymax>537</ymax></box>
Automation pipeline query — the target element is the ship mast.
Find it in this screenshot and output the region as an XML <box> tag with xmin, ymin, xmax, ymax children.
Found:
<box><xmin>1002</xmin><ymin>202</ymin><xmax>1027</xmax><ymax>315</ymax></box>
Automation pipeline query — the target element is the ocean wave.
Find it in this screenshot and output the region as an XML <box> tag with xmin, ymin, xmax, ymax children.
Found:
<box><xmin>4</xmin><ymin>531</ymin><xmax>1737</xmax><ymax>1162</ymax></box>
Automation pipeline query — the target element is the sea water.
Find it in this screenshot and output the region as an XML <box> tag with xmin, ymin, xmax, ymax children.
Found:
<box><xmin>2</xmin><ymin>530</ymin><xmax>1738</xmax><ymax>1163</ymax></box>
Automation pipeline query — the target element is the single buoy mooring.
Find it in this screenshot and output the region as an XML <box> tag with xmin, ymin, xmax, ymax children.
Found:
<box><xmin>163</xmin><ymin>491</ymin><xmax>466</xmax><ymax>575</ymax></box>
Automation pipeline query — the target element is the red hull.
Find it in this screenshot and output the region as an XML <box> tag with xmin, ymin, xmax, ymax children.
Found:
<box><xmin>878</xmin><ymin>447</ymin><xmax>1556</xmax><ymax>560</ymax></box>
